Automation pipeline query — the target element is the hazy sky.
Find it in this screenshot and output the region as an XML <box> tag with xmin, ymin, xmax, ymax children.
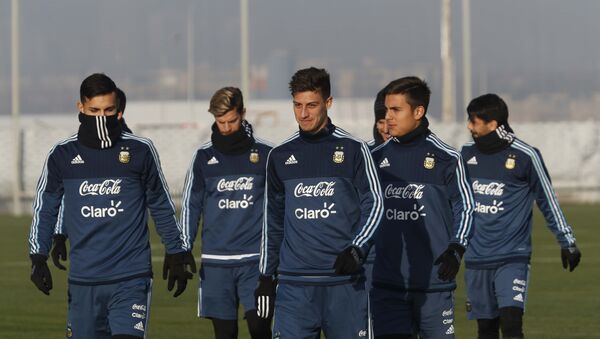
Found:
<box><xmin>1</xmin><ymin>0</ymin><xmax>599</xmax><ymax>115</ymax></box>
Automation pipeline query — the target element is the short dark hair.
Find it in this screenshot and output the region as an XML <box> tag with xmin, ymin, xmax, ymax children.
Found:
<box><xmin>467</xmin><ymin>93</ymin><xmax>509</xmax><ymax>124</ymax></box>
<box><xmin>80</xmin><ymin>73</ymin><xmax>117</xmax><ymax>103</ymax></box>
<box><xmin>384</xmin><ymin>76</ymin><xmax>431</xmax><ymax>113</ymax></box>
<box><xmin>289</xmin><ymin>67</ymin><xmax>331</xmax><ymax>99</ymax></box>
<box><xmin>374</xmin><ymin>87</ymin><xmax>386</xmax><ymax>121</ymax></box>
<box><xmin>116</xmin><ymin>87</ymin><xmax>126</xmax><ymax>114</ymax></box>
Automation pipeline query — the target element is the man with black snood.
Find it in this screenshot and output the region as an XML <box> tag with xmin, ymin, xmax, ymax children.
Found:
<box><xmin>180</xmin><ymin>87</ymin><xmax>273</xmax><ymax>339</ymax></box>
<box><xmin>28</xmin><ymin>73</ymin><xmax>195</xmax><ymax>339</ymax></box>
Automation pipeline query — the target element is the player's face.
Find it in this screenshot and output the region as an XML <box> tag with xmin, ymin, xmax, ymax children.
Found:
<box><xmin>385</xmin><ymin>93</ymin><xmax>424</xmax><ymax>137</ymax></box>
<box><xmin>376</xmin><ymin>118</ymin><xmax>390</xmax><ymax>141</ymax></box>
<box><xmin>215</xmin><ymin>109</ymin><xmax>244</xmax><ymax>136</ymax></box>
<box><xmin>78</xmin><ymin>93</ymin><xmax>121</xmax><ymax>118</ymax></box>
<box><xmin>467</xmin><ymin>116</ymin><xmax>498</xmax><ymax>138</ymax></box>
<box><xmin>292</xmin><ymin>90</ymin><xmax>332</xmax><ymax>134</ymax></box>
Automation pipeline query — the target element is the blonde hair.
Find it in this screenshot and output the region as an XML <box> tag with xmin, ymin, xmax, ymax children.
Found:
<box><xmin>208</xmin><ymin>87</ymin><xmax>244</xmax><ymax>117</ymax></box>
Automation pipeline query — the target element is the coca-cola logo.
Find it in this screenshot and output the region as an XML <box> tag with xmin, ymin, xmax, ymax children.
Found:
<box><xmin>472</xmin><ymin>180</ymin><xmax>504</xmax><ymax>196</ymax></box>
<box><xmin>294</xmin><ymin>181</ymin><xmax>335</xmax><ymax>197</ymax></box>
<box><xmin>384</xmin><ymin>184</ymin><xmax>424</xmax><ymax>199</ymax></box>
<box><xmin>79</xmin><ymin>179</ymin><xmax>122</xmax><ymax>196</ymax></box>
<box><xmin>217</xmin><ymin>177</ymin><xmax>254</xmax><ymax>192</ymax></box>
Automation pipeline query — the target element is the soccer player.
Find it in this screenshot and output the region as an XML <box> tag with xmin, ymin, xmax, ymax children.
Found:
<box><xmin>51</xmin><ymin>86</ymin><xmax>130</xmax><ymax>270</ymax></box>
<box><xmin>370</xmin><ymin>76</ymin><xmax>474</xmax><ymax>339</ymax></box>
<box><xmin>368</xmin><ymin>88</ymin><xmax>391</xmax><ymax>149</ymax></box>
<box><xmin>180</xmin><ymin>87</ymin><xmax>273</xmax><ymax>339</ymax></box>
<box><xmin>255</xmin><ymin>67</ymin><xmax>383</xmax><ymax>338</ymax></box>
<box><xmin>28</xmin><ymin>74</ymin><xmax>196</xmax><ymax>339</ymax></box>
<box><xmin>461</xmin><ymin>93</ymin><xmax>581</xmax><ymax>339</ymax></box>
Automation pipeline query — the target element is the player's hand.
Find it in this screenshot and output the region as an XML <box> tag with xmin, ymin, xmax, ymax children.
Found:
<box><xmin>434</xmin><ymin>244</ymin><xmax>465</xmax><ymax>281</ymax></box>
<box><xmin>162</xmin><ymin>251</ymin><xmax>196</xmax><ymax>297</ymax></box>
<box><xmin>30</xmin><ymin>254</ymin><xmax>53</xmax><ymax>295</ymax></box>
<box><xmin>333</xmin><ymin>245</ymin><xmax>364</xmax><ymax>275</ymax></box>
<box><xmin>51</xmin><ymin>234</ymin><xmax>68</xmax><ymax>270</ymax></box>
<box><xmin>254</xmin><ymin>275</ymin><xmax>276</xmax><ymax>319</ymax></box>
<box><xmin>561</xmin><ymin>246</ymin><xmax>581</xmax><ymax>272</ymax></box>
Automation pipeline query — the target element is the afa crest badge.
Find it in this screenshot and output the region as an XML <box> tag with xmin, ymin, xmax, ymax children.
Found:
<box><xmin>505</xmin><ymin>154</ymin><xmax>516</xmax><ymax>170</ymax></box>
<box><xmin>119</xmin><ymin>147</ymin><xmax>130</xmax><ymax>164</ymax></box>
<box><xmin>250</xmin><ymin>149</ymin><xmax>259</xmax><ymax>163</ymax></box>
<box><xmin>333</xmin><ymin>146</ymin><xmax>344</xmax><ymax>164</ymax></box>
<box><xmin>424</xmin><ymin>153</ymin><xmax>435</xmax><ymax>169</ymax></box>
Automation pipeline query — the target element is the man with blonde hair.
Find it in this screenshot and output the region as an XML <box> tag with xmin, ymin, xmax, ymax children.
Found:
<box><xmin>181</xmin><ymin>87</ymin><xmax>273</xmax><ymax>339</ymax></box>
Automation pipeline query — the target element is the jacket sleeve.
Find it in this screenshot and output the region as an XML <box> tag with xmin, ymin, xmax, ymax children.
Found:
<box><xmin>259</xmin><ymin>150</ymin><xmax>285</xmax><ymax>276</ymax></box>
<box><xmin>53</xmin><ymin>197</ymin><xmax>66</xmax><ymax>236</ymax></box>
<box><xmin>29</xmin><ymin>149</ymin><xmax>63</xmax><ymax>255</ymax></box>
<box><xmin>350</xmin><ymin>142</ymin><xmax>384</xmax><ymax>256</ymax></box>
<box><xmin>530</xmin><ymin>148</ymin><xmax>576</xmax><ymax>247</ymax></box>
<box><xmin>142</xmin><ymin>141</ymin><xmax>186</xmax><ymax>253</ymax></box>
<box><xmin>445</xmin><ymin>153</ymin><xmax>475</xmax><ymax>248</ymax></box>
<box><xmin>180</xmin><ymin>150</ymin><xmax>205</xmax><ymax>251</ymax></box>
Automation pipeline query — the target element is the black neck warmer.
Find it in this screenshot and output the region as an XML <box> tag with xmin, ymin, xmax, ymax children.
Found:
<box><xmin>473</xmin><ymin>123</ymin><xmax>514</xmax><ymax>154</ymax></box>
<box><xmin>77</xmin><ymin>113</ymin><xmax>122</xmax><ymax>149</ymax></box>
<box><xmin>392</xmin><ymin>117</ymin><xmax>431</xmax><ymax>144</ymax></box>
<box><xmin>299</xmin><ymin>118</ymin><xmax>335</xmax><ymax>142</ymax></box>
<box><xmin>211</xmin><ymin>119</ymin><xmax>255</xmax><ymax>155</ymax></box>
<box><xmin>121</xmin><ymin>118</ymin><xmax>132</xmax><ymax>133</ymax></box>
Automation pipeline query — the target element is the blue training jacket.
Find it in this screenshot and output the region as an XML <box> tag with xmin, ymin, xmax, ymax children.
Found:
<box><xmin>28</xmin><ymin>132</ymin><xmax>185</xmax><ymax>285</ymax></box>
<box><xmin>461</xmin><ymin>137</ymin><xmax>576</xmax><ymax>269</ymax></box>
<box><xmin>259</xmin><ymin>121</ymin><xmax>383</xmax><ymax>285</ymax></box>
<box><xmin>180</xmin><ymin>138</ymin><xmax>273</xmax><ymax>266</ymax></box>
<box><xmin>371</xmin><ymin>131</ymin><xmax>474</xmax><ymax>292</ymax></box>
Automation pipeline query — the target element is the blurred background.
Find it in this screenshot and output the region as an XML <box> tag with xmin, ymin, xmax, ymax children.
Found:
<box><xmin>2</xmin><ymin>0</ymin><xmax>600</xmax><ymax>213</ymax></box>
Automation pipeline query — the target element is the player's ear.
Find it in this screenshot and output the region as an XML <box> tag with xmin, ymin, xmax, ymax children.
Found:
<box><xmin>325</xmin><ymin>96</ymin><xmax>333</xmax><ymax>110</ymax></box>
<box><xmin>117</xmin><ymin>112</ymin><xmax>123</xmax><ymax>120</ymax></box>
<box><xmin>77</xmin><ymin>101</ymin><xmax>84</xmax><ymax>113</ymax></box>
<box><xmin>414</xmin><ymin>106</ymin><xmax>425</xmax><ymax>120</ymax></box>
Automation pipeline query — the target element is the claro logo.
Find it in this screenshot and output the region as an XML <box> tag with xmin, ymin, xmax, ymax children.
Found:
<box><xmin>295</xmin><ymin>203</ymin><xmax>337</xmax><ymax>220</ymax></box>
<box><xmin>81</xmin><ymin>200</ymin><xmax>124</xmax><ymax>218</ymax></box>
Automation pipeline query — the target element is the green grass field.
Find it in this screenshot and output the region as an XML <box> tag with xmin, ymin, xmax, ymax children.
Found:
<box><xmin>1</xmin><ymin>204</ymin><xmax>599</xmax><ymax>338</ymax></box>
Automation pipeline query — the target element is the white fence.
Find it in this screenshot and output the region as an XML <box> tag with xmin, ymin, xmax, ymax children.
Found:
<box><xmin>2</xmin><ymin>99</ymin><xmax>599</xmax><ymax>214</ymax></box>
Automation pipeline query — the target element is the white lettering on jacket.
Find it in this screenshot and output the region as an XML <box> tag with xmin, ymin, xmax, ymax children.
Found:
<box><xmin>384</xmin><ymin>184</ymin><xmax>424</xmax><ymax>199</ymax></box>
<box><xmin>217</xmin><ymin>177</ymin><xmax>254</xmax><ymax>192</ymax></box>
<box><xmin>472</xmin><ymin>180</ymin><xmax>505</xmax><ymax>196</ymax></box>
<box><xmin>294</xmin><ymin>182</ymin><xmax>335</xmax><ymax>197</ymax></box>
<box><xmin>79</xmin><ymin>179</ymin><xmax>122</xmax><ymax>196</ymax></box>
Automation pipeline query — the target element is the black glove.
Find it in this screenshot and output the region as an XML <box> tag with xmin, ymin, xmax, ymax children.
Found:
<box><xmin>561</xmin><ymin>246</ymin><xmax>581</xmax><ymax>272</ymax></box>
<box><xmin>162</xmin><ymin>251</ymin><xmax>196</xmax><ymax>297</ymax></box>
<box><xmin>254</xmin><ymin>275</ymin><xmax>276</xmax><ymax>319</ymax></box>
<box><xmin>30</xmin><ymin>254</ymin><xmax>53</xmax><ymax>295</ymax></box>
<box><xmin>434</xmin><ymin>244</ymin><xmax>465</xmax><ymax>281</ymax></box>
<box><xmin>333</xmin><ymin>246</ymin><xmax>364</xmax><ymax>275</ymax></box>
<box><xmin>51</xmin><ymin>234</ymin><xmax>68</xmax><ymax>270</ymax></box>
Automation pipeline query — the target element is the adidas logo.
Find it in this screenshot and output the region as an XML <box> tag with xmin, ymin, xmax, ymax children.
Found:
<box><xmin>467</xmin><ymin>156</ymin><xmax>478</xmax><ymax>165</ymax></box>
<box><xmin>134</xmin><ymin>321</ymin><xmax>145</xmax><ymax>332</ymax></box>
<box><xmin>71</xmin><ymin>154</ymin><xmax>85</xmax><ymax>164</ymax></box>
<box><xmin>207</xmin><ymin>156</ymin><xmax>219</xmax><ymax>165</ymax></box>
<box><xmin>446</xmin><ymin>325</ymin><xmax>454</xmax><ymax>335</ymax></box>
<box><xmin>285</xmin><ymin>154</ymin><xmax>298</xmax><ymax>165</ymax></box>
<box><xmin>379</xmin><ymin>157</ymin><xmax>390</xmax><ymax>168</ymax></box>
<box><xmin>513</xmin><ymin>293</ymin><xmax>524</xmax><ymax>302</ymax></box>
